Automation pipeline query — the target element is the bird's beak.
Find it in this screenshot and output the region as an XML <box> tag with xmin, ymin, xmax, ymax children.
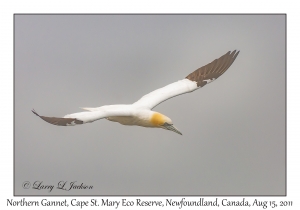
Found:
<box><xmin>163</xmin><ymin>124</ymin><xmax>182</xmax><ymax>135</ymax></box>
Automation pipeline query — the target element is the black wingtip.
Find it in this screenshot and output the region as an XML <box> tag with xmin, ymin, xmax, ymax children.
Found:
<box><xmin>233</xmin><ymin>50</ymin><xmax>240</xmax><ymax>58</ymax></box>
<box><xmin>229</xmin><ymin>50</ymin><xmax>240</xmax><ymax>59</ymax></box>
<box><xmin>234</xmin><ymin>49</ymin><xmax>240</xmax><ymax>54</ymax></box>
<box><xmin>31</xmin><ymin>109</ymin><xmax>39</xmax><ymax>116</ymax></box>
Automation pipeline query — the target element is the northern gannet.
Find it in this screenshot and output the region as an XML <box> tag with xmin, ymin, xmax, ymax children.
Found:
<box><xmin>32</xmin><ymin>50</ymin><xmax>239</xmax><ymax>135</ymax></box>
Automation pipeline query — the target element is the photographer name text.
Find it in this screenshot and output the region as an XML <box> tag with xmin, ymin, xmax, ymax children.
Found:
<box><xmin>22</xmin><ymin>181</ymin><xmax>93</xmax><ymax>192</ymax></box>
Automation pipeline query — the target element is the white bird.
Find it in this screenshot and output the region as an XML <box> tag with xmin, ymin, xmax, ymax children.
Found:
<box><xmin>32</xmin><ymin>50</ymin><xmax>239</xmax><ymax>135</ymax></box>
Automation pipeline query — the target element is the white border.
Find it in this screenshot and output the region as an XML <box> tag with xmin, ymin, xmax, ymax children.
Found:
<box><xmin>1</xmin><ymin>0</ymin><xmax>298</xmax><ymax>209</ymax></box>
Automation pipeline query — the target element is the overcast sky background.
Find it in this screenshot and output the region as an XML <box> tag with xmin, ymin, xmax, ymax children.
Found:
<box><xmin>15</xmin><ymin>15</ymin><xmax>285</xmax><ymax>196</ymax></box>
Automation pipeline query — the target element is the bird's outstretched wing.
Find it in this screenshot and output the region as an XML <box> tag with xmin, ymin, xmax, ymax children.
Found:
<box><xmin>32</xmin><ymin>109</ymin><xmax>84</xmax><ymax>126</ymax></box>
<box><xmin>32</xmin><ymin>105</ymin><xmax>132</xmax><ymax>126</ymax></box>
<box><xmin>133</xmin><ymin>50</ymin><xmax>240</xmax><ymax>109</ymax></box>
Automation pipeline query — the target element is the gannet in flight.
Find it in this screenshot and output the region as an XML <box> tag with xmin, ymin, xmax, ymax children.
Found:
<box><xmin>32</xmin><ymin>50</ymin><xmax>239</xmax><ymax>135</ymax></box>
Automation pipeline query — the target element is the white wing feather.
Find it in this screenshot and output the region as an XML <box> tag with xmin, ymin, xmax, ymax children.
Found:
<box><xmin>133</xmin><ymin>79</ymin><xmax>198</xmax><ymax>109</ymax></box>
<box><xmin>64</xmin><ymin>105</ymin><xmax>133</xmax><ymax>123</ymax></box>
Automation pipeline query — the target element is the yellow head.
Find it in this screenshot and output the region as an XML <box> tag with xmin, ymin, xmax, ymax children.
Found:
<box><xmin>150</xmin><ymin>112</ymin><xmax>182</xmax><ymax>135</ymax></box>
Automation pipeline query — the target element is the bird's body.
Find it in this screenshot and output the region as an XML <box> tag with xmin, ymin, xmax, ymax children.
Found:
<box><xmin>32</xmin><ymin>50</ymin><xmax>240</xmax><ymax>135</ymax></box>
<box><xmin>106</xmin><ymin>110</ymin><xmax>167</xmax><ymax>128</ymax></box>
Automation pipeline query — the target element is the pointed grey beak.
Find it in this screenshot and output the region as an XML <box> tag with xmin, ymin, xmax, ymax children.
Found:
<box><xmin>163</xmin><ymin>123</ymin><xmax>182</xmax><ymax>135</ymax></box>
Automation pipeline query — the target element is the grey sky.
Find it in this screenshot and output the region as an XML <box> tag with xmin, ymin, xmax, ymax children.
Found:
<box><xmin>15</xmin><ymin>15</ymin><xmax>285</xmax><ymax>195</ymax></box>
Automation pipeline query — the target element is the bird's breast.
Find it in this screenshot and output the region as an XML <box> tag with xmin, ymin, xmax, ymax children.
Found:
<box><xmin>106</xmin><ymin>114</ymin><xmax>154</xmax><ymax>127</ymax></box>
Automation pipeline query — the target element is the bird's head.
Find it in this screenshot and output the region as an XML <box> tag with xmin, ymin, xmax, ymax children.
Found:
<box><xmin>150</xmin><ymin>112</ymin><xmax>182</xmax><ymax>135</ymax></box>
